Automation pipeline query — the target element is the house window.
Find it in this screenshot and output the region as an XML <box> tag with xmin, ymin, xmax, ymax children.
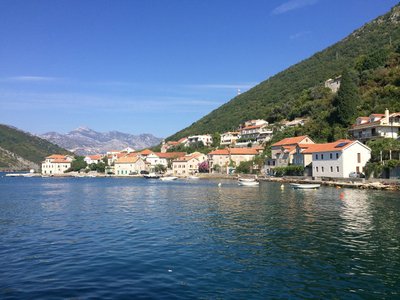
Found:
<box><xmin>357</xmin><ymin>153</ymin><xmax>361</xmax><ymax>163</ymax></box>
<box><xmin>316</xmin><ymin>167</ymin><xmax>319</xmax><ymax>172</ymax></box>
<box><xmin>337</xmin><ymin>166</ymin><xmax>339</xmax><ymax>172</ymax></box>
<box><xmin>330</xmin><ymin>153</ymin><xmax>333</xmax><ymax>159</ymax></box>
<box><xmin>316</xmin><ymin>154</ymin><xmax>318</xmax><ymax>160</ymax></box>
<box><xmin>322</xmin><ymin>167</ymin><xmax>324</xmax><ymax>172</ymax></box>
<box><xmin>321</xmin><ymin>154</ymin><xmax>324</xmax><ymax>159</ymax></box>
<box><xmin>336</xmin><ymin>153</ymin><xmax>339</xmax><ymax>159</ymax></box>
<box><xmin>330</xmin><ymin>166</ymin><xmax>333</xmax><ymax>172</ymax></box>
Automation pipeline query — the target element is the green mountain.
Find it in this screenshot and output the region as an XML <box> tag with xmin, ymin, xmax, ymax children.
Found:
<box><xmin>0</xmin><ymin>124</ymin><xmax>71</xmax><ymax>170</ymax></box>
<box><xmin>167</xmin><ymin>4</ymin><xmax>400</xmax><ymax>142</ymax></box>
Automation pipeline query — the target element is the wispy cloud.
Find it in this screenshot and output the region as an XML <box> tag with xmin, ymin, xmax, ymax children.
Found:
<box><xmin>5</xmin><ymin>76</ymin><xmax>60</xmax><ymax>82</ymax></box>
<box><xmin>183</xmin><ymin>83</ymin><xmax>257</xmax><ymax>90</ymax></box>
<box><xmin>289</xmin><ymin>30</ymin><xmax>311</xmax><ymax>40</ymax></box>
<box><xmin>272</xmin><ymin>0</ymin><xmax>318</xmax><ymax>15</ymax></box>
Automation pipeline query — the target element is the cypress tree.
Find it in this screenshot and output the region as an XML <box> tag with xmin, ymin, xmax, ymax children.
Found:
<box><xmin>331</xmin><ymin>69</ymin><xmax>360</xmax><ymax>126</ymax></box>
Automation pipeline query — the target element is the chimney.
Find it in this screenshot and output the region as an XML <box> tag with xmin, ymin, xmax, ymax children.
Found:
<box><xmin>385</xmin><ymin>108</ymin><xmax>390</xmax><ymax>124</ymax></box>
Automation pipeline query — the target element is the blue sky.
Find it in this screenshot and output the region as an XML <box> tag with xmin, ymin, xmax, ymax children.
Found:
<box><xmin>0</xmin><ymin>0</ymin><xmax>398</xmax><ymax>137</ymax></box>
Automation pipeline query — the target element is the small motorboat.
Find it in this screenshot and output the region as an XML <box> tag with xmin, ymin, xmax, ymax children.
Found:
<box><xmin>144</xmin><ymin>173</ymin><xmax>160</xmax><ymax>179</ymax></box>
<box><xmin>238</xmin><ymin>180</ymin><xmax>259</xmax><ymax>187</ymax></box>
<box><xmin>160</xmin><ymin>176</ymin><xmax>178</xmax><ymax>181</ymax></box>
<box><xmin>292</xmin><ymin>183</ymin><xmax>321</xmax><ymax>189</ymax></box>
<box><xmin>187</xmin><ymin>175</ymin><xmax>200</xmax><ymax>180</ymax></box>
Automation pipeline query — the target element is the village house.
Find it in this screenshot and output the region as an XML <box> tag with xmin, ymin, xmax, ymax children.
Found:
<box><xmin>172</xmin><ymin>152</ymin><xmax>207</xmax><ymax>176</ymax></box>
<box><xmin>208</xmin><ymin>147</ymin><xmax>261</xmax><ymax>174</ymax></box>
<box><xmin>299</xmin><ymin>140</ymin><xmax>371</xmax><ymax>178</ymax></box>
<box><xmin>220</xmin><ymin>131</ymin><xmax>240</xmax><ymax>147</ymax></box>
<box><xmin>84</xmin><ymin>154</ymin><xmax>103</xmax><ymax>165</ymax></box>
<box><xmin>42</xmin><ymin>154</ymin><xmax>74</xmax><ymax>175</ymax></box>
<box><xmin>160</xmin><ymin>137</ymin><xmax>187</xmax><ymax>153</ymax></box>
<box><xmin>236</xmin><ymin>119</ymin><xmax>273</xmax><ymax>147</ymax></box>
<box><xmin>114</xmin><ymin>156</ymin><xmax>147</xmax><ymax>176</ymax></box>
<box><xmin>348</xmin><ymin>109</ymin><xmax>400</xmax><ymax>141</ymax></box>
<box><xmin>144</xmin><ymin>151</ymin><xmax>186</xmax><ymax>170</ymax></box>
<box><xmin>265</xmin><ymin>135</ymin><xmax>315</xmax><ymax>174</ymax></box>
<box><xmin>186</xmin><ymin>135</ymin><xmax>213</xmax><ymax>147</ymax></box>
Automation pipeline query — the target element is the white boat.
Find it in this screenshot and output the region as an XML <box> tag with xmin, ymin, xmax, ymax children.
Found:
<box><xmin>292</xmin><ymin>183</ymin><xmax>321</xmax><ymax>189</ymax></box>
<box><xmin>238</xmin><ymin>178</ymin><xmax>256</xmax><ymax>182</ymax></box>
<box><xmin>160</xmin><ymin>176</ymin><xmax>178</xmax><ymax>181</ymax></box>
<box><xmin>238</xmin><ymin>180</ymin><xmax>259</xmax><ymax>186</ymax></box>
<box><xmin>187</xmin><ymin>176</ymin><xmax>200</xmax><ymax>180</ymax></box>
<box><xmin>144</xmin><ymin>173</ymin><xmax>160</xmax><ymax>179</ymax></box>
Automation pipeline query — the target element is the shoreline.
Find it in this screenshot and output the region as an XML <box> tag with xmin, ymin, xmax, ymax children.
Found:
<box><xmin>2</xmin><ymin>171</ymin><xmax>399</xmax><ymax>191</ymax></box>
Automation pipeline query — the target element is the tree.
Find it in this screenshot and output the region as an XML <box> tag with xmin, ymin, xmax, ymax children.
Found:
<box><xmin>211</xmin><ymin>132</ymin><xmax>221</xmax><ymax>148</ymax></box>
<box><xmin>330</xmin><ymin>69</ymin><xmax>360</xmax><ymax>126</ymax></box>
<box><xmin>198</xmin><ymin>161</ymin><xmax>209</xmax><ymax>173</ymax></box>
<box><xmin>67</xmin><ymin>156</ymin><xmax>87</xmax><ymax>172</ymax></box>
<box><xmin>154</xmin><ymin>164</ymin><xmax>166</xmax><ymax>173</ymax></box>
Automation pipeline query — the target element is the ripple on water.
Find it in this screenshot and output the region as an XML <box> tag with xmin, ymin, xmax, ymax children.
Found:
<box><xmin>0</xmin><ymin>177</ymin><xmax>399</xmax><ymax>299</ymax></box>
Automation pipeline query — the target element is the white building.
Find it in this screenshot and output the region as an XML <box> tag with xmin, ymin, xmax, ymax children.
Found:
<box><xmin>349</xmin><ymin>109</ymin><xmax>400</xmax><ymax>141</ymax></box>
<box><xmin>220</xmin><ymin>132</ymin><xmax>240</xmax><ymax>146</ymax></box>
<box><xmin>42</xmin><ymin>154</ymin><xmax>73</xmax><ymax>175</ymax></box>
<box><xmin>303</xmin><ymin>140</ymin><xmax>371</xmax><ymax>178</ymax></box>
<box><xmin>172</xmin><ymin>152</ymin><xmax>207</xmax><ymax>176</ymax></box>
<box><xmin>237</xmin><ymin>119</ymin><xmax>273</xmax><ymax>147</ymax></box>
<box><xmin>84</xmin><ymin>154</ymin><xmax>103</xmax><ymax>165</ymax></box>
<box><xmin>186</xmin><ymin>135</ymin><xmax>213</xmax><ymax>147</ymax></box>
<box><xmin>266</xmin><ymin>136</ymin><xmax>315</xmax><ymax>174</ymax></box>
<box><xmin>114</xmin><ymin>156</ymin><xmax>147</xmax><ymax>175</ymax></box>
<box><xmin>208</xmin><ymin>147</ymin><xmax>261</xmax><ymax>173</ymax></box>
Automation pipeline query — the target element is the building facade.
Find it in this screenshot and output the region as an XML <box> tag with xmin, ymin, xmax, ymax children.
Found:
<box><xmin>42</xmin><ymin>154</ymin><xmax>73</xmax><ymax>175</ymax></box>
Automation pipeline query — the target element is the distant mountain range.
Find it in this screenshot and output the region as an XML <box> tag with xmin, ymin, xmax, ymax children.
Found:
<box><xmin>40</xmin><ymin>127</ymin><xmax>163</xmax><ymax>155</ymax></box>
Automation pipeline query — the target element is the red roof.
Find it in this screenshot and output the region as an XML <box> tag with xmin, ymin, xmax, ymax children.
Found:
<box><xmin>272</xmin><ymin>136</ymin><xmax>311</xmax><ymax>147</ymax></box>
<box><xmin>138</xmin><ymin>149</ymin><xmax>153</xmax><ymax>155</ymax></box>
<box><xmin>46</xmin><ymin>154</ymin><xmax>67</xmax><ymax>159</ymax></box>
<box><xmin>87</xmin><ymin>155</ymin><xmax>103</xmax><ymax>160</ymax></box>
<box><xmin>155</xmin><ymin>152</ymin><xmax>186</xmax><ymax>159</ymax></box>
<box><xmin>208</xmin><ymin>148</ymin><xmax>259</xmax><ymax>156</ymax></box>
<box><xmin>301</xmin><ymin>140</ymin><xmax>354</xmax><ymax>153</ymax></box>
<box><xmin>242</xmin><ymin>125</ymin><xmax>263</xmax><ymax>130</ymax></box>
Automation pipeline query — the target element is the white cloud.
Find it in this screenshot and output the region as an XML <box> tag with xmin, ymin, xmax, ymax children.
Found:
<box><xmin>272</xmin><ymin>0</ymin><xmax>318</xmax><ymax>15</ymax></box>
<box><xmin>289</xmin><ymin>31</ymin><xmax>311</xmax><ymax>40</ymax></box>
<box><xmin>5</xmin><ymin>76</ymin><xmax>60</xmax><ymax>82</ymax></box>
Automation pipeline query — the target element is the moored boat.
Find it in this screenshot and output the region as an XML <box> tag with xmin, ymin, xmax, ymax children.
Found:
<box><xmin>160</xmin><ymin>176</ymin><xmax>178</xmax><ymax>181</ymax></box>
<box><xmin>292</xmin><ymin>183</ymin><xmax>321</xmax><ymax>189</ymax></box>
<box><xmin>144</xmin><ymin>173</ymin><xmax>160</xmax><ymax>179</ymax></box>
<box><xmin>238</xmin><ymin>180</ymin><xmax>259</xmax><ymax>186</ymax></box>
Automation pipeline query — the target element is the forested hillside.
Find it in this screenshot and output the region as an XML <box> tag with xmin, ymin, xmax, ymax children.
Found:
<box><xmin>0</xmin><ymin>124</ymin><xmax>70</xmax><ymax>169</ymax></box>
<box><xmin>168</xmin><ymin>4</ymin><xmax>400</xmax><ymax>142</ymax></box>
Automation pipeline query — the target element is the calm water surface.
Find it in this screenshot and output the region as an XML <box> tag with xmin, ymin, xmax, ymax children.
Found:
<box><xmin>0</xmin><ymin>175</ymin><xmax>399</xmax><ymax>299</ymax></box>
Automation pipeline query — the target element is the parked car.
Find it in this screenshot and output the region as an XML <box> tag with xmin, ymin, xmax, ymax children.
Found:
<box><xmin>349</xmin><ymin>172</ymin><xmax>365</xmax><ymax>178</ymax></box>
<box><xmin>140</xmin><ymin>170</ymin><xmax>149</xmax><ymax>175</ymax></box>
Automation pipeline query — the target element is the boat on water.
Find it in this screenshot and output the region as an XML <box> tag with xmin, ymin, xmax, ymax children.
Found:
<box><xmin>238</xmin><ymin>180</ymin><xmax>259</xmax><ymax>187</ymax></box>
<box><xmin>187</xmin><ymin>175</ymin><xmax>200</xmax><ymax>180</ymax></box>
<box><xmin>238</xmin><ymin>176</ymin><xmax>257</xmax><ymax>182</ymax></box>
<box><xmin>144</xmin><ymin>173</ymin><xmax>160</xmax><ymax>179</ymax></box>
<box><xmin>160</xmin><ymin>176</ymin><xmax>178</xmax><ymax>181</ymax></box>
<box><xmin>291</xmin><ymin>183</ymin><xmax>321</xmax><ymax>189</ymax></box>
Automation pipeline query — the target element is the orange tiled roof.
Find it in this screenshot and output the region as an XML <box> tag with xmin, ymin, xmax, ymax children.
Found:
<box><xmin>242</xmin><ymin>125</ymin><xmax>264</xmax><ymax>130</ymax></box>
<box><xmin>209</xmin><ymin>148</ymin><xmax>259</xmax><ymax>156</ymax></box>
<box><xmin>115</xmin><ymin>156</ymin><xmax>140</xmax><ymax>164</ymax></box>
<box><xmin>301</xmin><ymin>140</ymin><xmax>354</xmax><ymax>153</ymax></box>
<box><xmin>46</xmin><ymin>154</ymin><xmax>67</xmax><ymax>159</ymax></box>
<box><xmin>88</xmin><ymin>155</ymin><xmax>103</xmax><ymax>160</ymax></box>
<box><xmin>138</xmin><ymin>149</ymin><xmax>153</xmax><ymax>155</ymax></box>
<box><xmin>272</xmin><ymin>136</ymin><xmax>310</xmax><ymax>147</ymax></box>
<box><xmin>174</xmin><ymin>152</ymin><xmax>203</xmax><ymax>162</ymax></box>
<box><xmin>52</xmin><ymin>159</ymin><xmax>71</xmax><ymax>163</ymax></box>
<box><xmin>155</xmin><ymin>152</ymin><xmax>186</xmax><ymax>159</ymax></box>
